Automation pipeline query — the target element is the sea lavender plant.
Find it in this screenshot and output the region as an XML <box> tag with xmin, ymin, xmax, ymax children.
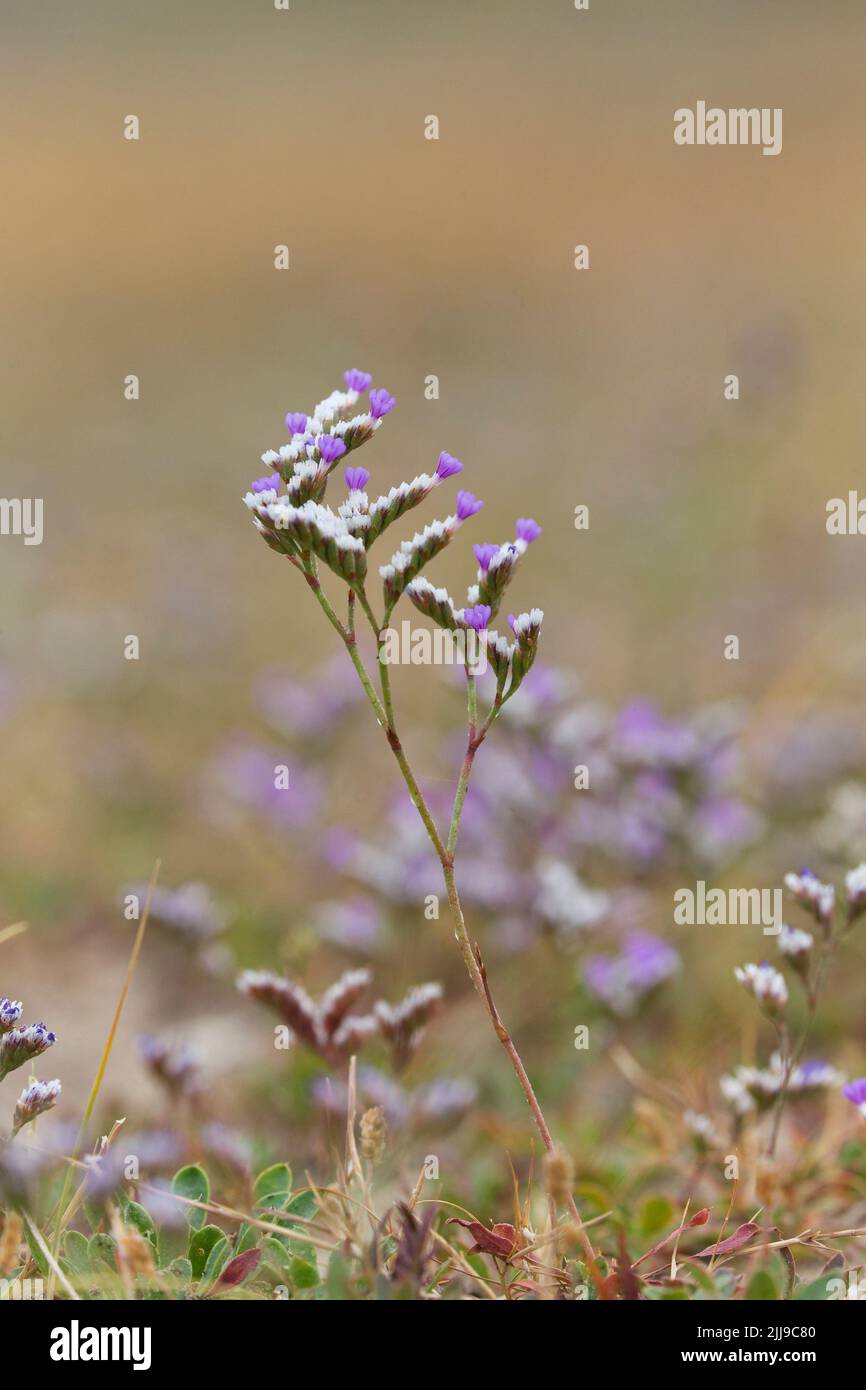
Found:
<box><xmin>728</xmin><ymin>861</ymin><xmax>866</xmax><ymax>1155</ymax></box>
<box><xmin>241</xmin><ymin>368</ymin><xmax>599</xmax><ymax>1271</ymax></box>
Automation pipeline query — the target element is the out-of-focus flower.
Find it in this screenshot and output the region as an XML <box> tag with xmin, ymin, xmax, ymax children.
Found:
<box><xmin>314</xmin><ymin>896</ymin><xmax>386</xmax><ymax>953</ymax></box>
<box><xmin>11</xmin><ymin>1079</ymin><xmax>61</xmax><ymax>1135</ymax></box>
<box><xmin>535</xmin><ymin>858</ymin><xmax>608</xmax><ymax>937</ymax></box>
<box><xmin>285</xmin><ymin>411</ymin><xmax>309</xmax><ymax>436</ymax></box>
<box><xmin>137</xmin><ymin>1036</ymin><xmax>203</xmax><ymax>1099</ymax></box>
<box><xmin>778</xmin><ymin>923</ymin><xmax>813</xmax><ymax>961</ymax></box>
<box><xmin>723</xmin><ymin>1054</ymin><xmax>844</xmax><ymax>1115</ymax></box>
<box><xmin>374</xmin><ymin>983</ymin><xmax>443</xmax><ymax>1072</ymax></box>
<box><xmin>778</xmin><ymin>923</ymin><xmax>813</xmax><ymax>977</ymax></box>
<box><xmin>683</xmin><ymin>1109</ymin><xmax>722</xmax><ymax>1151</ymax></box>
<box><xmin>784</xmin><ymin>869</ymin><xmax>835</xmax><ymax>931</ymax></box>
<box><xmin>200</xmin><ymin>1123</ymin><xmax>252</xmax><ymax>1173</ymax></box>
<box><xmin>343</xmin><ymin>368</ymin><xmax>372</xmax><ymax>393</ymax></box>
<box><xmin>583</xmin><ymin>931</ymin><xmax>680</xmax><ymax>1016</ymax></box>
<box><xmin>844</xmin><ymin>863</ymin><xmax>866</xmax><ymax>923</ymax></box>
<box><xmin>734</xmin><ymin>962</ymin><xmax>788</xmax><ymax>1016</ymax></box>
<box><xmin>515</xmin><ymin>517</ymin><xmax>542</xmax><ymax>544</ymax></box>
<box><xmin>843</xmin><ymin>1077</ymin><xmax>866</xmax><ymax>1118</ymax></box>
<box><xmin>125</xmin><ymin>881</ymin><xmax>226</xmax><ymax>944</ymax></box>
<box><xmin>312</xmin><ymin>1065</ymin><xmax>477</xmax><ymax>1131</ymax></box>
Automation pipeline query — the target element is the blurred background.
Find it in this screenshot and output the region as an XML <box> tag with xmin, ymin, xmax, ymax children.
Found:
<box><xmin>3</xmin><ymin>0</ymin><xmax>866</xmax><ymax>1207</ymax></box>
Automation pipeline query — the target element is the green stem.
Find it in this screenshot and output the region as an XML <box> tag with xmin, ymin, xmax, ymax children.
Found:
<box><xmin>300</xmin><ymin>574</ymin><xmax>600</xmax><ymax>1275</ymax></box>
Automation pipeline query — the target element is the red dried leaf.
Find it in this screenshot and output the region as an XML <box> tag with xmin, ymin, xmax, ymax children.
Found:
<box><xmin>694</xmin><ymin>1222</ymin><xmax>765</xmax><ymax>1258</ymax></box>
<box><xmin>214</xmin><ymin>1247</ymin><xmax>262</xmax><ymax>1289</ymax></box>
<box><xmin>632</xmin><ymin>1207</ymin><xmax>711</xmax><ymax>1268</ymax></box>
<box><xmin>448</xmin><ymin>1218</ymin><xmax>517</xmax><ymax>1259</ymax></box>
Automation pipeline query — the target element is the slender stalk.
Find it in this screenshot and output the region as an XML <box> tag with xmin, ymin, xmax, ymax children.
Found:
<box><xmin>301</xmin><ymin>574</ymin><xmax>600</xmax><ymax>1273</ymax></box>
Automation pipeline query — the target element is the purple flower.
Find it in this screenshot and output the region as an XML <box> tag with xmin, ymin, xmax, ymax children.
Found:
<box><xmin>0</xmin><ymin>1022</ymin><xmax>57</xmax><ymax>1081</ymax></box>
<box><xmin>456</xmin><ymin>490</ymin><xmax>483</xmax><ymax>521</ymax></box>
<box><xmin>370</xmin><ymin>388</ymin><xmax>396</xmax><ymax>419</ymax></box>
<box><xmin>285</xmin><ymin>412</ymin><xmax>308</xmax><ymax>436</ymax></box>
<box><xmin>473</xmin><ymin>543</ymin><xmax>499</xmax><ymax>571</ymax></box>
<box><xmin>515</xmin><ymin>517</ymin><xmax>542</xmax><ymax>543</ymax></box>
<box><xmin>462</xmin><ymin>604</ymin><xmax>491</xmax><ymax>631</ymax></box>
<box><xmin>344</xmin><ymin>368</ymin><xmax>373</xmax><ymax>393</ymax></box>
<box><xmin>12</xmin><ymin>1079</ymin><xmax>61</xmax><ymax>1135</ymax></box>
<box><xmin>843</xmin><ymin>1077</ymin><xmax>866</xmax><ymax>1112</ymax></box>
<box><xmin>436</xmin><ymin>451</ymin><xmax>463</xmax><ymax>480</ymax></box>
<box><xmin>317</xmin><ymin>435</ymin><xmax>347</xmax><ymax>464</ymax></box>
<box><xmin>0</xmin><ymin>998</ymin><xmax>23</xmax><ymax>1033</ymax></box>
<box><xmin>345</xmin><ymin>465</ymin><xmax>370</xmax><ymax>492</ymax></box>
<box><xmin>251</xmin><ymin>475</ymin><xmax>278</xmax><ymax>494</ymax></box>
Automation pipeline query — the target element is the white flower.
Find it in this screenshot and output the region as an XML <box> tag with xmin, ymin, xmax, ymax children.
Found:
<box><xmin>778</xmin><ymin>923</ymin><xmax>813</xmax><ymax>960</ymax></box>
<box><xmin>720</xmin><ymin>1073</ymin><xmax>755</xmax><ymax>1114</ymax></box>
<box><xmin>734</xmin><ymin>962</ymin><xmax>788</xmax><ymax>1014</ymax></box>
<box><xmin>534</xmin><ymin>858</ymin><xmax>608</xmax><ymax>933</ymax></box>
<box><xmin>784</xmin><ymin>870</ymin><xmax>835</xmax><ymax>924</ymax></box>
<box><xmin>845</xmin><ymin>862</ymin><xmax>866</xmax><ymax>913</ymax></box>
<box><xmin>684</xmin><ymin>1109</ymin><xmax>722</xmax><ymax>1146</ymax></box>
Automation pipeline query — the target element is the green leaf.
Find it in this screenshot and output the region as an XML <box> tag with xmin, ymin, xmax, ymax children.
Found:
<box><xmin>746</xmin><ymin>1269</ymin><xmax>779</xmax><ymax>1301</ymax></box>
<box><xmin>201</xmin><ymin>1235</ymin><xmax>230</xmax><ymax>1286</ymax></box>
<box><xmin>253</xmin><ymin>1163</ymin><xmax>293</xmax><ymax>1211</ymax></box>
<box><xmin>88</xmin><ymin>1233</ymin><xmax>117</xmax><ymax>1269</ymax></box>
<box><xmin>795</xmin><ymin>1274</ymin><xmax>843</xmax><ymax>1301</ymax></box>
<box><xmin>63</xmin><ymin>1230</ymin><xmax>92</xmax><ymax>1275</ymax></box>
<box><xmin>167</xmin><ymin>1256</ymin><xmax>193</xmax><ymax>1286</ymax></box>
<box><xmin>171</xmin><ymin>1164</ymin><xmax>210</xmax><ymax>1231</ymax></box>
<box><xmin>289</xmin><ymin>1256</ymin><xmax>320</xmax><ymax>1290</ymax></box>
<box><xmin>189</xmin><ymin>1224</ymin><xmax>226</xmax><ymax>1281</ymax></box>
<box><xmin>124</xmin><ymin>1201</ymin><xmax>157</xmax><ymax>1248</ymax></box>
<box><xmin>235</xmin><ymin>1222</ymin><xmax>259</xmax><ymax>1254</ymax></box>
<box><xmin>24</xmin><ymin>1224</ymin><xmax>49</xmax><ymax>1276</ymax></box>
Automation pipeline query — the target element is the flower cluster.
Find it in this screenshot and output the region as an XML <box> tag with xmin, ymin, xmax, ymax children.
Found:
<box><xmin>583</xmin><ymin>930</ymin><xmax>680</xmax><ymax>1016</ymax></box>
<box><xmin>137</xmin><ymin>1035</ymin><xmax>204</xmax><ymax>1099</ymax></box>
<box><xmin>237</xmin><ymin>967</ymin><xmax>442</xmax><ymax>1070</ymax></box>
<box><xmin>721</xmin><ymin>1054</ymin><xmax>845</xmax><ymax>1116</ymax></box>
<box><xmin>11</xmin><ymin>1079</ymin><xmax>61</xmax><ymax>1136</ymax></box>
<box><xmin>0</xmin><ymin>1006</ymin><xmax>56</xmax><ymax>1083</ymax></box>
<box><xmin>312</xmin><ymin>1065</ymin><xmax>478</xmax><ymax>1132</ymax></box>
<box><xmin>244</xmin><ymin>369</ymin><xmax>545</xmax><ymax>694</ymax></box>
<box><xmin>0</xmin><ymin>993</ymin><xmax>59</xmax><ymax>1138</ymax></box>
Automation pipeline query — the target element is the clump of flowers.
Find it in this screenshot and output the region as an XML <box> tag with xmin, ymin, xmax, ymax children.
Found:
<box><xmin>843</xmin><ymin>1077</ymin><xmax>866</xmax><ymax>1119</ymax></box>
<box><xmin>0</xmin><ymin>993</ymin><xmax>58</xmax><ymax>1138</ymax></box>
<box><xmin>137</xmin><ymin>1035</ymin><xmax>204</xmax><ymax>1100</ymax></box>
<box><xmin>237</xmin><ymin>966</ymin><xmax>441</xmax><ymax>1071</ymax></box>
<box><xmin>583</xmin><ymin>931</ymin><xmax>680</xmax><ymax>1016</ymax></box>
<box><xmin>726</xmin><ymin>862</ymin><xmax>866</xmax><ymax>1152</ymax></box>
